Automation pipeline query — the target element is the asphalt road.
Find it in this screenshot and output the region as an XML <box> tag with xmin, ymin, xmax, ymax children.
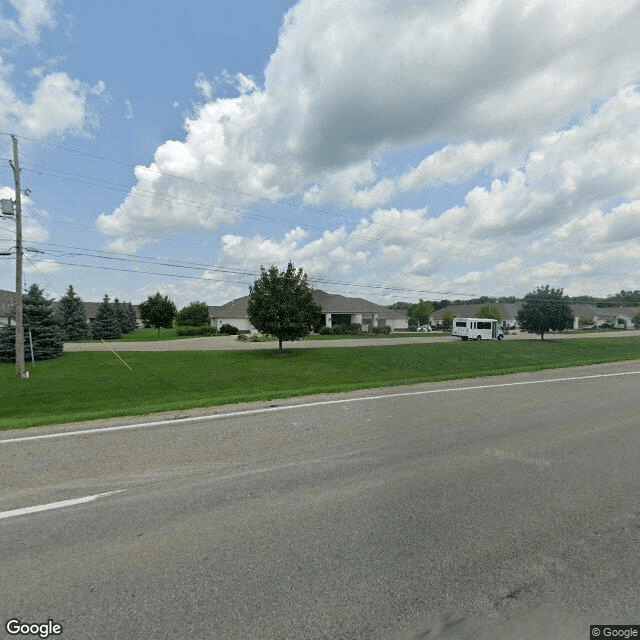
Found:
<box><xmin>1</xmin><ymin>362</ymin><xmax>639</xmax><ymax>639</ymax></box>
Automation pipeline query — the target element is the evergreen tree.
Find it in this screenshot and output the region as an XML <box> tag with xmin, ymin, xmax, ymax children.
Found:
<box><xmin>0</xmin><ymin>284</ymin><xmax>63</xmax><ymax>361</ymax></box>
<box><xmin>57</xmin><ymin>284</ymin><xmax>89</xmax><ymax>341</ymax></box>
<box><xmin>113</xmin><ymin>298</ymin><xmax>128</xmax><ymax>334</ymax></box>
<box><xmin>91</xmin><ymin>294</ymin><xmax>122</xmax><ymax>340</ymax></box>
<box><xmin>123</xmin><ymin>302</ymin><xmax>138</xmax><ymax>333</ymax></box>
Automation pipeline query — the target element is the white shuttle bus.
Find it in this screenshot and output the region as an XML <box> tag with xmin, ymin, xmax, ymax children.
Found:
<box><xmin>452</xmin><ymin>318</ymin><xmax>504</xmax><ymax>341</ymax></box>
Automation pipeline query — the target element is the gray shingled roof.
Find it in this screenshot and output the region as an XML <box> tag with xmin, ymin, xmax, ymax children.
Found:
<box><xmin>430</xmin><ymin>302</ymin><xmax>640</xmax><ymax>322</ymax></box>
<box><xmin>209</xmin><ymin>290</ymin><xmax>407</xmax><ymax>320</ymax></box>
<box><xmin>430</xmin><ymin>303</ymin><xmax>525</xmax><ymax>321</ymax></box>
<box><xmin>0</xmin><ymin>289</ymin><xmax>16</xmax><ymax>317</ymax></box>
<box><xmin>0</xmin><ymin>290</ymin><xmax>139</xmax><ymax>321</ymax></box>
<box><xmin>208</xmin><ymin>295</ymin><xmax>251</xmax><ymax>319</ymax></box>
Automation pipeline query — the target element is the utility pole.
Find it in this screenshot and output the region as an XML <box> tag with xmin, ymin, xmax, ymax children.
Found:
<box><xmin>9</xmin><ymin>135</ymin><xmax>25</xmax><ymax>380</ymax></box>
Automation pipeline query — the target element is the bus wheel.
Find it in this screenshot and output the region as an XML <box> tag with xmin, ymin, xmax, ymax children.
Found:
<box><xmin>476</xmin><ymin>335</ymin><xmax>482</xmax><ymax>341</ymax></box>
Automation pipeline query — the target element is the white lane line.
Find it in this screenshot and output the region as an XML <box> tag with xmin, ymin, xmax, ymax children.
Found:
<box><xmin>1</xmin><ymin>369</ymin><xmax>639</xmax><ymax>445</ymax></box>
<box><xmin>0</xmin><ymin>490</ymin><xmax>125</xmax><ymax>520</ymax></box>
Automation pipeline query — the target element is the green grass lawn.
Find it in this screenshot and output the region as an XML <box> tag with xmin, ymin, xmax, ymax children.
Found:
<box><xmin>74</xmin><ymin>327</ymin><xmax>188</xmax><ymax>342</ymax></box>
<box><xmin>2</xmin><ymin>336</ymin><xmax>640</xmax><ymax>430</ymax></box>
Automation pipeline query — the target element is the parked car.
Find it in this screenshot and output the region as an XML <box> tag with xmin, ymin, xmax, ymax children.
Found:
<box><xmin>417</xmin><ymin>325</ymin><xmax>432</xmax><ymax>332</ymax></box>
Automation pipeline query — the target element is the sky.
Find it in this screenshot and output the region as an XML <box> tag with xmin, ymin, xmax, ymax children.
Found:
<box><xmin>1</xmin><ymin>0</ymin><xmax>640</xmax><ymax>308</ymax></box>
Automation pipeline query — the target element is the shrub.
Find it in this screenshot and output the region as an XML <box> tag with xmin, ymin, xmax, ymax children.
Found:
<box><xmin>332</xmin><ymin>324</ymin><xmax>345</xmax><ymax>335</ymax></box>
<box><xmin>346</xmin><ymin>323</ymin><xmax>362</xmax><ymax>334</ymax></box>
<box><xmin>371</xmin><ymin>325</ymin><xmax>392</xmax><ymax>335</ymax></box>
<box><xmin>319</xmin><ymin>326</ymin><xmax>333</xmax><ymax>335</ymax></box>
<box><xmin>219</xmin><ymin>323</ymin><xmax>239</xmax><ymax>335</ymax></box>
<box><xmin>175</xmin><ymin>325</ymin><xmax>218</xmax><ymax>337</ymax></box>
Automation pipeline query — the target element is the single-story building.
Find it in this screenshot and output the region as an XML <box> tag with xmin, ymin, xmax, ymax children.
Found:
<box><xmin>0</xmin><ymin>289</ymin><xmax>16</xmax><ymax>325</ymax></box>
<box><xmin>569</xmin><ymin>304</ymin><xmax>640</xmax><ymax>329</ymax></box>
<box><xmin>208</xmin><ymin>289</ymin><xmax>409</xmax><ymax>334</ymax></box>
<box><xmin>430</xmin><ymin>302</ymin><xmax>640</xmax><ymax>330</ymax></box>
<box><xmin>0</xmin><ymin>289</ymin><xmax>138</xmax><ymax>326</ymax></box>
<box><xmin>429</xmin><ymin>303</ymin><xmax>523</xmax><ymax>328</ymax></box>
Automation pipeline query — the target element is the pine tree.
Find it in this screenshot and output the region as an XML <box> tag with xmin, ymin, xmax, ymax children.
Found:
<box><xmin>124</xmin><ymin>302</ymin><xmax>138</xmax><ymax>333</ymax></box>
<box><xmin>113</xmin><ymin>298</ymin><xmax>127</xmax><ymax>334</ymax></box>
<box><xmin>91</xmin><ymin>294</ymin><xmax>122</xmax><ymax>340</ymax></box>
<box><xmin>58</xmin><ymin>285</ymin><xmax>89</xmax><ymax>341</ymax></box>
<box><xmin>0</xmin><ymin>284</ymin><xmax>64</xmax><ymax>361</ymax></box>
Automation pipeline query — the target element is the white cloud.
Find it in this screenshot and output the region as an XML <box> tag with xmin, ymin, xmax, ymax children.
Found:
<box><xmin>0</xmin><ymin>187</ymin><xmax>50</xmax><ymax>246</ymax></box>
<box><xmin>0</xmin><ymin>0</ymin><xmax>57</xmax><ymax>44</ymax></box>
<box><xmin>0</xmin><ymin>1</ymin><xmax>106</xmax><ymax>140</ymax></box>
<box><xmin>24</xmin><ymin>258</ymin><xmax>60</xmax><ymax>275</ymax></box>
<box><xmin>97</xmin><ymin>0</ymin><xmax>640</xmax><ymax>251</ymax></box>
<box><xmin>398</xmin><ymin>141</ymin><xmax>510</xmax><ymax>192</ymax></box>
<box><xmin>304</xmin><ymin>140</ymin><xmax>512</xmax><ymax>208</ymax></box>
<box><xmin>195</xmin><ymin>73</ymin><xmax>214</xmax><ymax>101</ymax></box>
<box><xmin>19</xmin><ymin>72</ymin><xmax>105</xmax><ymax>137</ymax></box>
<box><xmin>0</xmin><ymin>62</ymin><xmax>105</xmax><ymax>140</ymax></box>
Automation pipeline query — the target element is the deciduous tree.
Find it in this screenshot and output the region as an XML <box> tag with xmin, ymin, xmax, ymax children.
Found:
<box><xmin>516</xmin><ymin>285</ymin><xmax>574</xmax><ymax>340</ymax></box>
<box><xmin>476</xmin><ymin>303</ymin><xmax>502</xmax><ymax>322</ymax></box>
<box><xmin>175</xmin><ymin>301</ymin><xmax>210</xmax><ymax>327</ymax></box>
<box><xmin>247</xmin><ymin>262</ymin><xmax>322</xmax><ymax>351</ymax></box>
<box><xmin>138</xmin><ymin>292</ymin><xmax>177</xmax><ymax>337</ymax></box>
<box><xmin>442</xmin><ymin>311</ymin><xmax>455</xmax><ymax>331</ymax></box>
<box><xmin>410</xmin><ymin>299</ymin><xmax>434</xmax><ymax>326</ymax></box>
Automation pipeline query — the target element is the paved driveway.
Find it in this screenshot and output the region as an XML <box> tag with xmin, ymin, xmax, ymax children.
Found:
<box><xmin>63</xmin><ymin>330</ymin><xmax>640</xmax><ymax>352</ymax></box>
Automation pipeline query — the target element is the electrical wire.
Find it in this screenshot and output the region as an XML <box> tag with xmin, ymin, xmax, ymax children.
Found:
<box><xmin>20</xmin><ymin>162</ymin><xmax>495</xmax><ymax>262</ymax></box>
<box><xmin>15</xmin><ymin>133</ymin><xmax>502</xmax><ymax>253</ymax></box>
<box><xmin>8</xmin><ymin>133</ymin><xmax>636</xmax><ymax>304</ymax></box>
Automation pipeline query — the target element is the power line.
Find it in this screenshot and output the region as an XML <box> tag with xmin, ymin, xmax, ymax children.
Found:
<box><xmin>19</xmin><ymin>167</ymin><xmax>493</xmax><ymax>261</ymax></box>
<box><xmin>17</xmin><ymin>135</ymin><xmax>502</xmax><ymax>254</ymax></box>
<box><xmin>19</xmin><ymin>245</ymin><xmax>480</xmax><ymax>299</ymax></box>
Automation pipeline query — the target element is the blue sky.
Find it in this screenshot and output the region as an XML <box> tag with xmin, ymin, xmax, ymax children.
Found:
<box><xmin>2</xmin><ymin>0</ymin><xmax>640</xmax><ymax>307</ymax></box>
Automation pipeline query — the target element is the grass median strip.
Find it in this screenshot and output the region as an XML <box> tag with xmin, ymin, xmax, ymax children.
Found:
<box><xmin>2</xmin><ymin>337</ymin><xmax>640</xmax><ymax>430</ymax></box>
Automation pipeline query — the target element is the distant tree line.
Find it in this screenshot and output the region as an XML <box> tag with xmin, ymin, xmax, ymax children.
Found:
<box><xmin>389</xmin><ymin>289</ymin><xmax>640</xmax><ymax>316</ymax></box>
